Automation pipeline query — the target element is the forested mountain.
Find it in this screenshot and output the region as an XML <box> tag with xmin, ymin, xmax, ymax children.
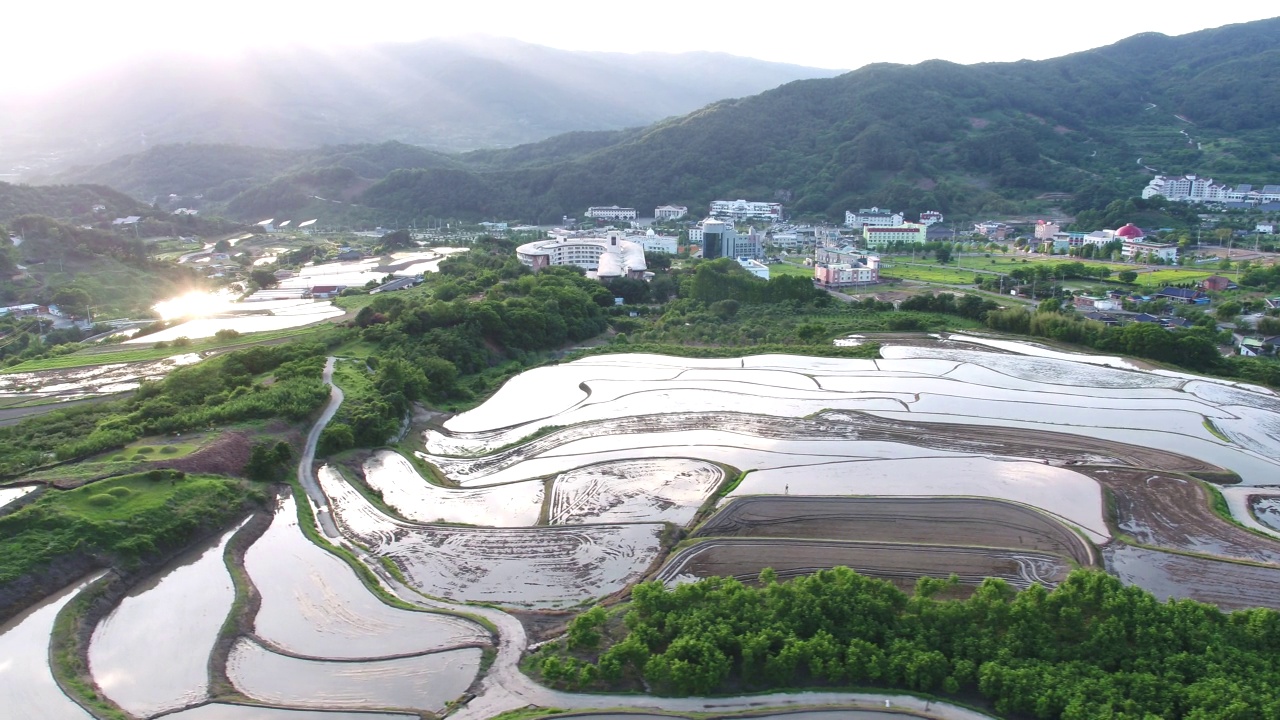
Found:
<box><xmin>4</xmin><ymin>37</ymin><xmax>839</xmax><ymax>169</ymax></box>
<box><xmin>48</xmin><ymin>18</ymin><xmax>1280</xmax><ymax>226</ymax></box>
<box><xmin>0</xmin><ymin>182</ymin><xmax>149</xmax><ymax>224</ymax></box>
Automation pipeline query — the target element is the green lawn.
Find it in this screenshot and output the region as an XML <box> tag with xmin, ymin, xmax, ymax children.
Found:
<box><xmin>879</xmin><ymin>262</ymin><xmax>981</xmax><ymax>284</ymax></box>
<box><xmin>767</xmin><ymin>262</ymin><xmax>815</xmax><ymax>278</ymax></box>
<box><xmin>1133</xmin><ymin>269</ymin><xmax>1214</xmax><ymax>287</ymax></box>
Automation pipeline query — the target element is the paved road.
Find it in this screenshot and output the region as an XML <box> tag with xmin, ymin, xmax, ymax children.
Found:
<box><xmin>297</xmin><ymin>356</ymin><xmax>344</xmax><ymax>538</ymax></box>
<box><xmin>297</xmin><ymin>356</ymin><xmax>993</xmax><ymax>720</ymax></box>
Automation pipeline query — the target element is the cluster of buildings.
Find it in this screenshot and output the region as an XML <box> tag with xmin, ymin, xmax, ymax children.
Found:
<box><xmin>813</xmin><ymin>244</ymin><xmax>881</xmax><ymax>288</ymax></box>
<box><xmin>840</xmin><ymin>208</ymin><xmax>941</xmax><ymax>249</ymax></box>
<box><xmin>1141</xmin><ymin>174</ymin><xmax>1280</xmax><ymax>207</ymax></box>
<box><xmin>516</xmin><ymin>228</ymin><xmax>682</xmax><ymax>281</ymax></box>
<box><xmin>1034</xmin><ymin>221</ymin><xmax>1180</xmax><ymax>263</ymax></box>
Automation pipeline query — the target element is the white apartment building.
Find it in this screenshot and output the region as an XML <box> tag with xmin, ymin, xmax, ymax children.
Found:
<box><xmin>654</xmin><ymin>205</ymin><xmax>688</xmax><ymax>221</ymax></box>
<box><xmin>1142</xmin><ymin>175</ymin><xmax>1280</xmax><ymax>204</ymax></box>
<box><xmin>845</xmin><ymin>207</ymin><xmax>904</xmax><ymax>229</ymax></box>
<box><xmin>639</xmin><ymin>230</ymin><xmax>678</xmax><ymax>254</ymax></box>
<box><xmin>863</xmin><ymin>223</ymin><xmax>927</xmax><ymax>248</ymax></box>
<box><xmin>919</xmin><ymin>211</ymin><xmax>944</xmax><ymax>226</ymax></box>
<box><xmin>709</xmin><ymin>199</ymin><xmax>782</xmax><ymax>222</ymax></box>
<box><xmin>586</xmin><ymin>206</ymin><xmax>638</xmax><ymax>221</ymax></box>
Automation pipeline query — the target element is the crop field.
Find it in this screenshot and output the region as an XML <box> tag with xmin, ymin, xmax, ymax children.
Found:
<box><xmin>319</xmin><ymin>466</ymin><xmax>665</xmax><ymax>607</ymax></box>
<box><xmin>89</xmin><ymin>526</ymin><xmax>239</xmax><ymax>717</ymax></box>
<box><xmin>244</xmin><ymin>496</ymin><xmax>491</xmax><ymax>659</ymax></box>
<box><xmin>164</xmin><ymin>706</ymin><xmax>414</xmax><ymax>720</ymax></box>
<box><xmin>698</xmin><ymin>496</ymin><xmax>1094</xmax><ymax>565</ymax></box>
<box><xmin>1085</xmin><ymin>467</ymin><xmax>1280</xmax><ymax>565</ymax></box>
<box><xmin>361</xmin><ymin>450</ymin><xmax>543</xmax><ymax>526</ymax></box>
<box><xmin>1133</xmin><ymin>269</ymin><xmax>1215</xmax><ymax>286</ymax></box>
<box><xmin>227</xmin><ymin>637</ymin><xmax>480</xmax><ymax>714</ymax></box>
<box><xmin>877</xmin><ymin>262</ymin><xmax>982</xmax><ymax>284</ymax></box>
<box><xmin>547</xmin><ymin>458</ymin><xmax>725</xmax><ymax>525</ymax></box>
<box><xmin>659</xmin><ymin>538</ymin><xmax>1072</xmax><ymax>591</ymax></box>
<box><xmin>1254</xmin><ymin>496</ymin><xmax>1280</xmax><ymax>532</ymax></box>
<box><xmin>1104</xmin><ymin>544</ymin><xmax>1280</xmax><ymax>611</ymax></box>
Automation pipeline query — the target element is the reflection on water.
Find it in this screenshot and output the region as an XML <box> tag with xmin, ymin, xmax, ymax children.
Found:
<box><xmin>0</xmin><ymin>574</ymin><xmax>103</xmax><ymax>719</ymax></box>
<box><xmin>89</xmin><ymin>526</ymin><xmax>240</xmax><ymax>716</ymax></box>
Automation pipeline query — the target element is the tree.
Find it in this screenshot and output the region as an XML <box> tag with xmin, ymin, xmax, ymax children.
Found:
<box><xmin>935</xmin><ymin>245</ymin><xmax>953</xmax><ymax>264</ymax></box>
<box><xmin>251</xmin><ymin>269</ymin><xmax>279</xmax><ymax>289</ymax></box>
<box><xmin>1215</xmin><ymin>301</ymin><xmax>1242</xmax><ymax>322</ymax></box>
<box><xmin>51</xmin><ymin>286</ymin><xmax>91</xmax><ymax>317</ymax></box>
<box><xmin>1118</xmin><ymin>270</ymin><xmax>1138</xmax><ymax>284</ymax></box>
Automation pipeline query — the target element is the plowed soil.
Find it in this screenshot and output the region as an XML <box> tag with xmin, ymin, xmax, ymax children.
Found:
<box><xmin>697</xmin><ymin>496</ymin><xmax>1094</xmax><ymax>566</ymax></box>
<box><xmin>659</xmin><ymin>538</ymin><xmax>1071</xmax><ymax>591</ymax></box>
<box><xmin>1082</xmin><ymin>467</ymin><xmax>1280</xmax><ymax>566</ymax></box>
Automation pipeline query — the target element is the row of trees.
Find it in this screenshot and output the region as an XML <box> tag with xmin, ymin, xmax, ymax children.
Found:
<box><xmin>536</xmin><ymin>568</ymin><xmax>1280</xmax><ymax>718</ymax></box>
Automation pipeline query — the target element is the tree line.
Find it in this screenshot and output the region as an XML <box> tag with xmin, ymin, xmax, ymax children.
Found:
<box><xmin>534</xmin><ymin>568</ymin><xmax>1280</xmax><ymax>719</ymax></box>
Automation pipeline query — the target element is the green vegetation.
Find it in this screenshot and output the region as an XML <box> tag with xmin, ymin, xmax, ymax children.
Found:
<box><xmin>0</xmin><ymin>472</ymin><xmax>261</xmax><ymax>585</ymax></box>
<box><xmin>0</xmin><ymin>342</ymin><xmax>332</xmax><ymax>476</ymax></box>
<box><xmin>534</xmin><ymin>568</ymin><xmax>1280</xmax><ymax>718</ymax></box>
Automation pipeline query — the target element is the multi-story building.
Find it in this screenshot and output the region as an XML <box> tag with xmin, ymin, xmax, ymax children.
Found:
<box><xmin>814</xmin><ymin>255</ymin><xmax>880</xmax><ymax>287</ymax></box>
<box><xmin>516</xmin><ymin>231</ymin><xmax>647</xmax><ymax>279</ymax></box>
<box><xmin>639</xmin><ymin>230</ymin><xmax>678</xmax><ymax>254</ymax></box>
<box><xmin>845</xmin><ymin>207</ymin><xmax>904</xmax><ymax>229</ymax></box>
<box><xmin>1121</xmin><ymin>240</ymin><xmax>1179</xmax><ymax>263</ymax></box>
<box><xmin>918</xmin><ymin>211</ymin><xmax>944</xmax><ymax>227</ymax></box>
<box><xmin>585</xmin><ymin>206</ymin><xmax>638</xmax><ymax>221</ymax></box>
<box><xmin>688</xmin><ymin>220</ymin><xmax>763</xmax><ymax>259</ymax></box>
<box><xmin>654</xmin><ymin>205</ymin><xmax>688</xmax><ymax>221</ymax></box>
<box><xmin>863</xmin><ymin>223</ymin><xmax>927</xmax><ymax>248</ymax></box>
<box><xmin>737</xmin><ymin>257</ymin><xmax>770</xmax><ymax>279</ymax></box>
<box><xmin>1034</xmin><ymin>220</ymin><xmax>1061</xmax><ymax>240</ymax></box>
<box><xmin>709</xmin><ymin>199</ymin><xmax>782</xmax><ymax>222</ymax></box>
<box><xmin>1142</xmin><ymin>175</ymin><xmax>1280</xmax><ymax>204</ymax></box>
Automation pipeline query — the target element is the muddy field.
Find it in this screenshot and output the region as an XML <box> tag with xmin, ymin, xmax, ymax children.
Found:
<box><xmin>660</xmin><ymin>538</ymin><xmax>1071</xmax><ymax>591</ymax></box>
<box><xmin>698</xmin><ymin>496</ymin><xmax>1094</xmax><ymax>566</ymax></box>
<box><xmin>547</xmin><ymin>458</ymin><xmax>724</xmax><ymax>525</ymax></box>
<box><xmin>1104</xmin><ymin>544</ymin><xmax>1280</xmax><ymax>611</ymax></box>
<box><xmin>318</xmin><ymin>466</ymin><xmax>666</xmax><ymax>607</ymax></box>
<box><xmin>1083</xmin><ymin>467</ymin><xmax>1280</xmax><ymax>566</ymax></box>
<box><xmin>1253</xmin><ymin>496</ymin><xmax>1280</xmax><ymax>532</ymax></box>
<box><xmin>424</xmin><ymin>409</ymin><xmax>1228</xmax><ymax>484</ymax></box>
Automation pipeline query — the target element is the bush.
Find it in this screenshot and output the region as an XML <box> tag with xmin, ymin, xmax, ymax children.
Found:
<box><xmin>107</xmin><ymin>487</ymin><xmax>133</xmax><ymax>498</ymax></box>
<box><xmin>159</xmin><ymin>446</ymin><xmax>179</xmax><ymax>455</ymax></box>
<box><xmin>214</xmin><ymin>328</ymin><xmax>242</xmax><ymax>340</ymax></box>
<box><xmin>86</xmin><ymin>494</ymin><xmax>115</xmax><ymax>507</ymax></box>
<box><xmin>134</xmin><ymin>446</ymin><xmax>155</xmax><ymax>454</ymax></box>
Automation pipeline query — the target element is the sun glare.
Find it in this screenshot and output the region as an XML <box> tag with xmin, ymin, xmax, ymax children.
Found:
<box><xmin>153</xmin><ymin>290</ymin><xmax>237</xmax><ymax>321</ymax></box>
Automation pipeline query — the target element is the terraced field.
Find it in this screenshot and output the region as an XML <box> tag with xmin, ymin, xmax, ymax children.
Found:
<box><xmin>697</xmin><ymin>496</ymin><xmax>1094</xmax><ymax>565</ymax></box>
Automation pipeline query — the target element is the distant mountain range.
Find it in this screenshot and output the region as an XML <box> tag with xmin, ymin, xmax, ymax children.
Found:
<box><xmin>35</xmin><ymin>18</ymin><xmax>1280</xmax><ymax>227</ymax></box>
<box><xmin>2</xmin><ymin>37</ymin><xmax>839</xmax><ymax>171</ymax></box>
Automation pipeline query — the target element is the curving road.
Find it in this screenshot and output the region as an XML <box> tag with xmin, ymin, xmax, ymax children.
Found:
<box><xmin>298</xmin><ymin>356</ymin><xmax>994</xmax><ymax>720</ymax></box>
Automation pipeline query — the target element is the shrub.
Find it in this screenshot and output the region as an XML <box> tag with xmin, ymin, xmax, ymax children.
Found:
<box><xmin>159</xmin><ymin>446</ymin><xmax>179</xmax><ymax>455</ymax></box>
<box><xmin>107</xmin><ymin>487</ymin><xmax>133</xmax><ymax>498</ymax></box>
<box><xmin>86</xmin><ymin>494</ymin><xmax>115</xmax><ymax>507</ymax></box>
<box><xmin>134</xmin><ymin>446</ymin><xmax>155</xmax><ymax>454</ymax></box>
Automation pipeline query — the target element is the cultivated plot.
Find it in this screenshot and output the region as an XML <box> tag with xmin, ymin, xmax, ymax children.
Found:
<box><xmin>698</xmin><ymin>496</ymin><xmax>1093</xmax><ymax>566</ymax></box>
<box><xmin>227</xmin><ymin>638</ymin><xmax>479</xmax><ymax>713</ymax></box>
<box><xmin>660</xmin><ymin>538</ymin><xmax>1071</xmax><ymax>591</ymax></box>
<box><xmin>361</xmin><ymin>450</ymin><xmax>542</xmax><ymax>526</ymax></box>
<box><xmin>1084</xmin><ymin>467</ymin><xmax>1280</xmax><ymax>566</ymax></box>
<box><xmin>162</xmin><ymin>705</ymin><xmax>415</xmax><ymax>720</ymax></box>
<box><xmin>729</xmin><ymin>457</ymin><xmax>1111</xmax><ymax>543</ymax></box>
<box><xmin>1104</xmin><ymin>544</ymin><xmax>1280</xmax><ymax>611</ymax></box>
<box><xmin>89</xmin><ymin>525</ymin><xmax>240</xmax><ymax>717</ymax></box>
<box><xmin>245</xmin><ymin>495</ymin><xmax>490</xmax><ymax>659</ymax></box>
<box><xmin>319</xmin><ymin>466</ymin><xmax>665</xmax><ymax>607</ymax></box>
<box><xmin>0</xmin><ymin>575</ymin><xmax>100</xmax><ymax>720</ymax></box>
<box><xmin>548</xmin><ymin>458</ymin><xmax>724</xmax><ymax>526</ymax></box>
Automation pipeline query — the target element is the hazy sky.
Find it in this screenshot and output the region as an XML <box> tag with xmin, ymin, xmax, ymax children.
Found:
<box><xmin>8</xmin><ymin>2</ymin><xmax>1276</xmax><ymax>94</ymax></box>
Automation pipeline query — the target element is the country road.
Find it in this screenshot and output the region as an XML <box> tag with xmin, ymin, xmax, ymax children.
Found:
<box><xmin>296</xmin><ymin>355</ymin><xmax>994</xmax><ymax>720</ymax></box>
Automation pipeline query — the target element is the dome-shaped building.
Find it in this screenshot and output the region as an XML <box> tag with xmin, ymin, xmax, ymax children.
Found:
<box><xmin>1116</xmin><ymin>223</ymin><xmax>1144</xmax><ymax>239</ymax></box>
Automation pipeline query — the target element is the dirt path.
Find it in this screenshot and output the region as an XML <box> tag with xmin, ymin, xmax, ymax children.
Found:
<box><xmin>297</xmin><ymin>357</ymin><xmax>343</xmax><ymax>538</ymax></box>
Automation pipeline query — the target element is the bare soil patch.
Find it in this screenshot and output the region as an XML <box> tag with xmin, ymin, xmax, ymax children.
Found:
<box><xmin>1104</xmin><ymin>544</ymin><xmax>1280</xmax><ymax>611</ymax></box>
<box><xmin>698</xmin><ymin>496</ymin><xmax>1093</xmax><ymax>566</ymax></box>
<box><xmin>659</xmin><ymin>538</ymin><xmax>1071</xmax><ymax>591</ymax></box>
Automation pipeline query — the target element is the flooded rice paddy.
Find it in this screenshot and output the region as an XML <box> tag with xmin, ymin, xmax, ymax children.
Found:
<box><xmin>245</xmin><ymin>496</ymin><xmax>490</xmax><ymax>658</ymax></box>
<box><xmin>0</xmin><ymin>353</ymin><xmax>201</xmax><ymax>399</ymax></box>
<box><xmin>361</xmin><ymin>450</ymin><xmax>543</xmax><ymax>526</ymax></box>
<box><xmin>0</xmin><ymin>484</ymin><xmax>38</xmax><ymax>507</ymax></box>
<box><xmin>162</xmin><ymin>705</ymin><xmax>415</xmax><ymax>720</ymax></box>
<box><xmin>227</xmin><ymin>637</ymin><xmax>481</xmax><ymax>713</ymax></box>
<box><xmin>1254</xmin><ymin>496</ymin><xmax>1280</xmax><ymax>532</ymax></box>
<box><xmin>0</xmin><ymin>575</ymin><xmax>102</xmax><ymax>719</ymax></box>
<box><xmin>89</xmin><ymin>526</ymin><xmax>240</xmax><ymax>716</ymax></box>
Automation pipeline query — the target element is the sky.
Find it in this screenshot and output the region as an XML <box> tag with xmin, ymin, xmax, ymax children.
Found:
<box><xmin>6</xmin><ymin>1</ymin><xmax>1277</xmax><ymax>94</ymax></box>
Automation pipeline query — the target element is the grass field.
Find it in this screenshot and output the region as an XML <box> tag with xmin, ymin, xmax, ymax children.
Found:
<box><xmin>766</xmin><ymin>262</ymin><xmax>815</xmax><ymax>278</ymax></box>
<box><xmin>1133</xmin><ymin>269</ymin><xmax>1215</xmax><ymax>287</ymax></box>
<box><xmin>879</xmin><ymin>262</ymin><xmax>981</xmax><ymax>284</ymax></box>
